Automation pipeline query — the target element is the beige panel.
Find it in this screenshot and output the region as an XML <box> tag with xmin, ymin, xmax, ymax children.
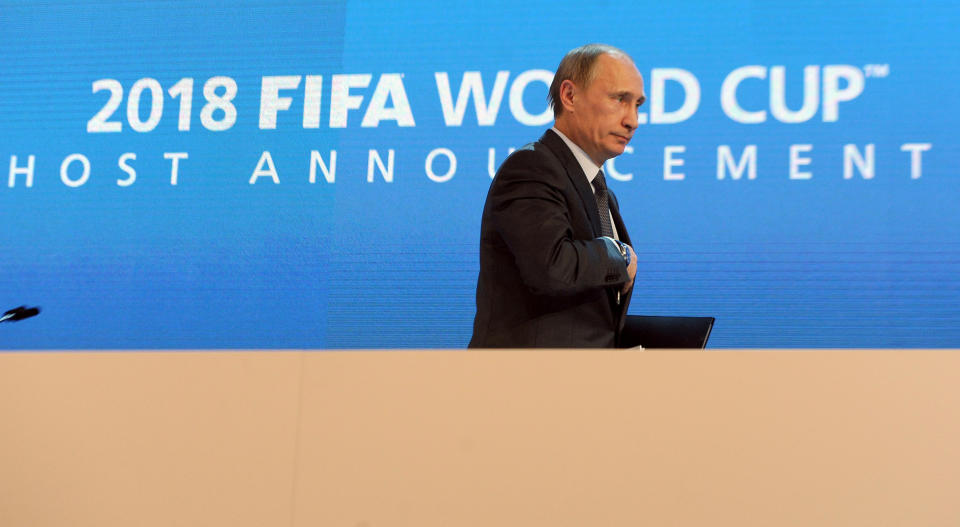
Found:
<box><xmin>295</xmin><ymin>350</ymin><xmax>960</xmax><ymax>527</ymax></box>
<box><xmin>3</xmin><ymin>350</ymin><xmax>960</xmax><ymax>527</ymax></box>
<box><xmin>0</xmin><ymin>352</ymin><xmax>302</xmax><ymax>527</ymax></box>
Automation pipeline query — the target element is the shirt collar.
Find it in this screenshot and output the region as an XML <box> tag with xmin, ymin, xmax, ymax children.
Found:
<box><xmin>551</xmin><ymin>126</ymin><xmax>602</xmax><ymax>185</ymax></box>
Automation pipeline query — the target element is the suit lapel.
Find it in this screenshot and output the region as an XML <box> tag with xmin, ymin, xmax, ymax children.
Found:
<box><xmin>539</xmin><ymin>129</ymin><xmax>604</xmax><ymax>237</ymax></box>
<box><xmin>541</xmin><ymin>129</ymin><xmax>636</xmax><ymax>336</ymax></box>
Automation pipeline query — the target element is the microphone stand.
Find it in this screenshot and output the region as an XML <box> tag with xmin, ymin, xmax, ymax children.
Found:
<box><xmin>1</xmin><ymin>306</ymin><xmax>41</xmax><ymax>323</ymax></box>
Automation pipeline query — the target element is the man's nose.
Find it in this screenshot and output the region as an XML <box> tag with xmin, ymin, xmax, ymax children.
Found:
<box><xmin>623</xmin><ymin>109</ymin><xmax>638</xmax><ymax>131</ymax></box>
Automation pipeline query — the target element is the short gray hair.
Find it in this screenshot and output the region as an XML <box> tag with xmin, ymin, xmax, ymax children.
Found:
<box><xmin>548</xmin><ymin>44</ymin><xmax>632</xmax><ymax>117</ymax></box>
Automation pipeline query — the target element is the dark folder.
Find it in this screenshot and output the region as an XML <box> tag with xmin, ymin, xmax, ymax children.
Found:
<box><xmin>620</xmin><ymin>315</ymin><xmax>715</xmax><ymax>349</ymax></box>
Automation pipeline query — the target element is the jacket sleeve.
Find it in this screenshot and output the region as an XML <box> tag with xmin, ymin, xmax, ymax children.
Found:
<box><xmin>486</xmin><ymin>149</ymin><xmax>630</xmax><ymax>296</ymax></box>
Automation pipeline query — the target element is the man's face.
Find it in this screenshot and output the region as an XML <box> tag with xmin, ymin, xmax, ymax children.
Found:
<box><xmin>564</xmin><ymin>54</ymin><xmax>646</xmax><ymax>165</ymax></box>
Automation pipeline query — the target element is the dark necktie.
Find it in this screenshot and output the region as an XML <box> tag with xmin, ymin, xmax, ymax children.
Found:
<box><xmin>592</xmin><ymin>169</ymin><xmax>614</xmax><ymax>238</ymax></box>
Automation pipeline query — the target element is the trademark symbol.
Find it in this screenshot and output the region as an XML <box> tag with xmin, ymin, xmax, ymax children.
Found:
<box><xmin>864</xmin><ymin>64</ymin><xmax>890</xmax><ymax>78</ymax></box>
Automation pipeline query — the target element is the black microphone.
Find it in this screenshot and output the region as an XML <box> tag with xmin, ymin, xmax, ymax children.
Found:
<box><xmin>1</xmin><ymin>306</ymin><xmax>41</xmax><ymax>323</ymax></box>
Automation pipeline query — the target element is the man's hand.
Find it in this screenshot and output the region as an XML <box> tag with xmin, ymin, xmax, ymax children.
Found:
<box><xmin>622</xmin><ymin>243</ymin><xmax>637</xmax><ymax>294</ymax></box>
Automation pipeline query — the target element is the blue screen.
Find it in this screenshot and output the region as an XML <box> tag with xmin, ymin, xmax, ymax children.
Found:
<box><xmin>2</xmin><ymin>0</ymin><xmax>958</xmax><ymax>348</ymax></box>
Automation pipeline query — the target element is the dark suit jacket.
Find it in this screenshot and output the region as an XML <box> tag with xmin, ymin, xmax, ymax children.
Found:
<box><xmin>469</xmin><ymin>129</ymin><xmax>634</xmax><ymax>348</ymax></box>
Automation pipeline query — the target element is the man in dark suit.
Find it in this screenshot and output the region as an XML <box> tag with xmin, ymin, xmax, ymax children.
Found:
<box><xmin>469</xmin><ymin>44</ymin><xmax>645</xmax><ymax>348</ymax></box>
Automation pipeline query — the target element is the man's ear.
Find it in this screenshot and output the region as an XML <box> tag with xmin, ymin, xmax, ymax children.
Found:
<box><xmin>559</xmin><ymin>79</ymin><xmax>577</xmax><ymax>112</ymax></box>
